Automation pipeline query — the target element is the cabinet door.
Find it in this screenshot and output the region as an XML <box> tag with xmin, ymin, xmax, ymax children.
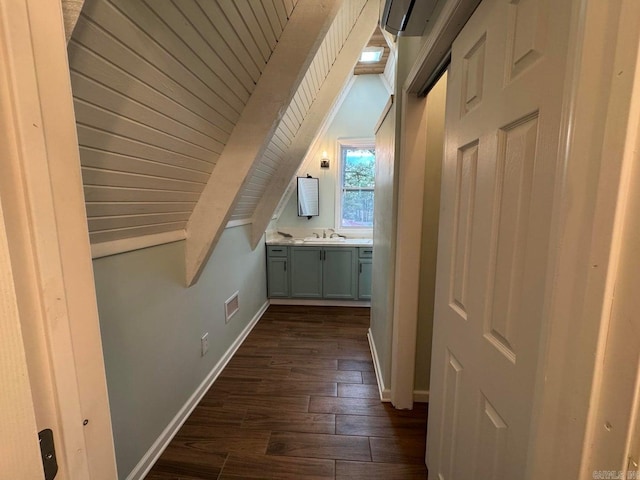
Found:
<box><xmin>323</xmin><ymin>247</ymin><xmax>357</xmax><ymax>300</ymax></box>
<box><xmin>290</xmin><ymin>247</ymin><xmax>323</xmax><ymax>298</ymax></box>
<box><xmin>267</xmin><ymin>256</ymin><xmax>289</xmax><ymax>297</ymax></box>
<box><xmin>358</xmin><ymin>259</ymin><xmax>372</xmax><ymax>300</ymax></box>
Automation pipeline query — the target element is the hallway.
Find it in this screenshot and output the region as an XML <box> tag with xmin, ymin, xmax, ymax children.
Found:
<box><xmin>145</xmin><ymin>305</ymin><xmax>428</xmax><ymax>479</ymax></box>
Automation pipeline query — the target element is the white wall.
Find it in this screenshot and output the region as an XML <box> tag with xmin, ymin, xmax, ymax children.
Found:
<box><xmin>276</xmin><ymin>75</ymin><xmax>390</xmax><ymax>232</ymax></box>
<box><xmin>92</xmin><ymin>225</ymin><xmax>267</xmax><ymax>478</ymax></box>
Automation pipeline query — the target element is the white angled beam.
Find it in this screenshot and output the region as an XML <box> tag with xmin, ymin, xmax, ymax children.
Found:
<box><xmin>185</xmin><ymin>0</ymin><xmax>341</xmax><ymax>286</ymax></box>
<box><xmin>250</xmin><ymin>0</ymin><xmax>379</xmax><ymax>248</ymax></box>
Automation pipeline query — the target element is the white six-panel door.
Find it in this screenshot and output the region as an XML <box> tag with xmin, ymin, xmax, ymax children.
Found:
<box><xmin>427</xmin><ymin>0</ymin><xmax>574</xmax><ymax>478</ymax></box>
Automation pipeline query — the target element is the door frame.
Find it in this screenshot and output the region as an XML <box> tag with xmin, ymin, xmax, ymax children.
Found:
<box><xmin>0</xmin><ymin>0</ymin><xmax>117</xmax><ymax>477</ymax></box>
<box><xmin>393</xmin><ymin>0</ymin><xmax>640</xmax><ymax>476</ymax></box>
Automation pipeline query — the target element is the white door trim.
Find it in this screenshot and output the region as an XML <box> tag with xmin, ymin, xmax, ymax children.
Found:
<box><xmin>0</xmin><ymin>0</ymin><xmax>117</xmax><ymax>477</ymax></box>
<box><xmin>527</xmin><ymin>0</ymin><xmax>640</xmax><ymax>477</ymax></box>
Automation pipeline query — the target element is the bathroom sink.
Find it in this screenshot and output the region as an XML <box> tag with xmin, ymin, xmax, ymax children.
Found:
<box><xmin>303</xmin><ymin>237</ymin><xmax>346</xmax><ymax>243</ymax></box>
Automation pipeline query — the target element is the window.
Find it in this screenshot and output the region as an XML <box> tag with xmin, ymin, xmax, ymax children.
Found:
<box><xmin>338</xmin><ymin>141</ymin><xmax>375</xmax><ymax>229</ymax></box>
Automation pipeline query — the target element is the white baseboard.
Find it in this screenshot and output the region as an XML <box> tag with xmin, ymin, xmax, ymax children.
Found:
<box><xmin>126</xmin><ymin>300</ymin><xmax>270</xmax><ymax>480</ymax></box>
<box><xmin>413</xmin><ymin>390</ymin><xmax>430</xmax><ymax>403</ymax></box>
<box><xmin>270</xmin><ymin>298</ymin><xmax>371</xmax><ymax>307</ymax></box>
<box><xmin>367</xmin><ymin>329</ymin><xmax>391</xmax><ymax>402</ymax></box>
<box><xmin>367</xmin><ymin>329</ymin><xmax>430</xmax><ymax>405</ymax></box>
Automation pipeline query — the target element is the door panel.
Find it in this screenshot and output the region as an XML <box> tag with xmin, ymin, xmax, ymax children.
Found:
<box><xmin>290</xmin><ymin>247</ymin><xmax>323</xmax><ymax>298</ymax></box>
<box><xmin>427</xmin><ymin>0</ymin><xmax>572</xmax><ymax>477</ymax></box>
<box><xmin>323</xmin><ymin>247</ymin><xmax>357</xmax><ymax>300</ymax></box>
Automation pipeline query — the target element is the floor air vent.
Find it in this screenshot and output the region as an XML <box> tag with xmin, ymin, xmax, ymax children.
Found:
<box><xmin>224</xmin><ymin>291</ymin><xmax>239</xmax><ymax>323</ymax></box>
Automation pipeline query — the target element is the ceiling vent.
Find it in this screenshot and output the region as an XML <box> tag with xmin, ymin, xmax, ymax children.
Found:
<box><xmin>381</xmin><ymin>0</ymin><xmax>439</xmax><ymax>37</ymax></box>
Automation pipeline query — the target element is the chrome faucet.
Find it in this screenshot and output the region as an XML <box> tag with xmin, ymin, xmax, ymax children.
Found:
<box><xmin>322</xmin><ymin>229</ymin><xmax>326</xmax><ymax>238</ymax></box>
<box><xmin>312</xmin><ymin>232</ymin><xmax>320</xmax><ymax>238</ymax></box>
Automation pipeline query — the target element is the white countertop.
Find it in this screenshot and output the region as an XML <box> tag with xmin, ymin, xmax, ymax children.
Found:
<box><xmin>266</xmin><ymin>238</ymin><xmax>373</xmax><ymax>247</ymax></box>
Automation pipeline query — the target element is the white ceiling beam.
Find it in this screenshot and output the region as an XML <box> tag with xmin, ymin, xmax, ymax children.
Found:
<box><xmin>250</xmin><ymin>0</ymin><xmax>379</xmax><ymax>248</ymax></box>
<box><xmin>185</xmin><ymin>0</ymin><xmax>341</xmax><ymax>286</ymax></box>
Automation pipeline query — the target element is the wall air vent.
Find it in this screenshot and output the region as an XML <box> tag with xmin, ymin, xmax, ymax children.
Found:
<box><xmin>224</xmin><ymin>291</ymin><xmax>239</xmax><ymax>323</ymax></box>
<box><xmin>381</xmin><ymin>0</ymin><xmax>439</xmax><ymax>37</ymax></box>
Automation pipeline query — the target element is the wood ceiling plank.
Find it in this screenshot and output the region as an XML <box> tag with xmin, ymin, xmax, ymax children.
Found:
<box><xmin>172</xmin><ymin>1</ymin><xmax>259</xmax><ymax>90</ymax></box>
<box><xmin>70</xmin><ymin>72</ymin><xmax>224</xmax><ymax>154</ymax></box>
<box><xmin>79</xmin><ymin>148</ymin><xmax>210</xmax><ymax>184</ymax></box>
<box><xmin>185</xmin><ymin>0</ymin><xmax>341</xmax><ymax>286</ymax></box>
<box><xmin>83</xmin><ymin>186</ymin><xmax>201</xmax><ymax>203</ymax></box>
<box><xmin>88</xmin><ymin>212</ymin><xmax>191</xmax><ymax>232</ymax></box>
<box><xmin>274</xmin><ymin>0</ymin><xmax>289</xmax><ymax>29</ymax></box>
<box><xmin>68</xmin><ymin>41</ymin><xmax>229</xmax><ymax>144</ymax></box>
<box><xmin>250</xmin><ymin>0</ymin><xmax>378</xmax><ymax>247</ymax></box>
<box><xmin>73</xmin><ymin>100</ymin><xmax>216</xmax><ymax>162</ymax></box>
<box><xmin>261</xmin><ymin>0</ymin><xmax>284</xmax><ymax>39</ymax></box>
<box><xmin>146</xmin><ymin>1</ymin><xmax>253</xmax><ymax>98</ymax></box>
<box><xmin>72</xmin><ymin>9</ymin><xmax>238</xmax><ymax>131</ymax></box>
<box><xmin>76</xmin><ymin>125</ymin><xmax>216</xmax><ymax>174</ymax></box>
<box><xmin>81</xmin><ymin>168</ymin><xmax>205</xmax><ymax>193</ymax></box>
<box><xmin>85</xmin><ymin>202</ymin><xmax>196</xmax><ymax>217</ymax></box>
<box><xmin>234</xmin><ymin>2</ymin><xmax>274</xmax><ymax>60</ymax></box>
<box><xmin>109</xmin><ymin>0</ymin><xmax>246</xmax><ymax>115</ymax></box>
<box><xmin>218</xmin><ymin>1</ymin><xmax>270</xmax><ymax>65</ymax></box>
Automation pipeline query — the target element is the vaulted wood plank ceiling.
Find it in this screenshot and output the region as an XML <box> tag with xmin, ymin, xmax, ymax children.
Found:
<box><xmin>67</xmin><ymin>0</ymin><xmax>377</xmax><ymax>276</ymax></box>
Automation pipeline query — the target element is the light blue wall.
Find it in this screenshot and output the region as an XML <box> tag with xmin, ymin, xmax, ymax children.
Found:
<box><xmin>93</xmin><ymin>225</ymin><xmax>267</xmax><ymax>478</ymax></box>
<box><xmin>276</xmin><ymin>75</ymin><xmax>390</xmax><ymax>230</ymax></box>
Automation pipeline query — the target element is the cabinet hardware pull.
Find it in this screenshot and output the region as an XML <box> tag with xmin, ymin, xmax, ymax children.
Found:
<box><xmin>320</xmin><ymin>251</ymin><xmax>322</xmax><ymax>261</ymax></box>
<box><xmin>272</xmin><ymin>249</ymin><xmax>282</xmax><ymax>252</ymax></box>
<box><xmin>284</xmin><ymin>261</ymin><xmax>286</xmax><ymax>271</ymax></box>
<box><xmin>359</xmin><ymin>264</ymin><xmax>362</xmax><ymax>273</ymax></box>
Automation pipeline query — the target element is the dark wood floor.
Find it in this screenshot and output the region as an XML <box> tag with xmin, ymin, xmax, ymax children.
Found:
<box><xmin>145</xmin><ymin>305</ymin><xmax>428</xmax><ymax>479</ymax></box>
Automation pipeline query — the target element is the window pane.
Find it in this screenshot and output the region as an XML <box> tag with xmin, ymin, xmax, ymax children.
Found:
<box><xmin>341</xmin><ymin>189</ymin><xmax>374</xmax><ymax>227</ymax></box>
<box><xmin>343</xmin><ymin>148</ymin><xmax>375</xmax><ymax>188</ymax></box>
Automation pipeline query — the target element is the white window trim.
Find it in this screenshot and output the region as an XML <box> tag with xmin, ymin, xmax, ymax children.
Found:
<box><xmin>334</xmin><ymin>138</ymin><xmax>375</xmax><ymax>237</ymax></box>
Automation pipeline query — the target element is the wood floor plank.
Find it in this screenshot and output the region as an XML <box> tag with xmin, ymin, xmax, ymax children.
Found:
<box><xmin>183</xmin><ymin>405</ymin><xmax>246</xmax><ymax>427</ymax></box>
<box><xmin>336</xmin><ymin>460</ymin><xmax>428</xmax><ymax>479</ymax></box>
<box><xmin>338</xmin><ymin>383</ymin><xmax>380</xmax><ymax>399</ymax></box>
<box><xmin>336</xmin><ymin>414</ymin><xmax>427</xmax><ymax>438</ymax></box>
<box><xmin>257</xmin><ymin>380</ymin><xmax>337</xmax><ymax>396</ymax></box>
<box><xmin>218</xmin><ymin>453</ymin><xmax>335</xmax><ymax>479</ymax></box>
<box><xmin>289</xmin><ymin>367</ymin><xmax>362</xmax><ymax>384</ymax></box>
<box><xmin>370</xmin><ymin>436</ymin><xmax>428</xmax><ymax>465</ymax></box>
<box><xmin>224</xmin><ymin>393</ymin><xmax>310</xmax><ymax>413</ymax></box>
<box><xmin>309</xmin><ymin>396</ymin><xmax>389</xmax><ymax>416</ymax></box>
<box><xmin>338</xmin><ymin>359</ymin><xmax>375</xmax><ymax>372</ymax></box>
<box><xmin>173</xmin><ymin>424</ymin><xmax>271</xmax><ymax>454</ymax></box>
<box><xmin>269</xmin><ymin>355</ymin><xmax>338</xmax><ymax>370</ymax></box>
<box><xmin>267</xmin><ymin>432</ymin><xmax>371</xmax><ymax>461</ymax></box>
<box><xmin>362</xmin><ymin>371</ymin><xmax>378</xmax><ymax>385</ymax></box>
<box><xmin>242</xmin><ymin>408</ymin><xmax>336</xmax><ymax>434</ymax></box>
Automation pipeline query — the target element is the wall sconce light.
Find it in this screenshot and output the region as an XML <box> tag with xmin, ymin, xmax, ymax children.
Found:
<box><xmin>320</xmin><ymin>151</ymin><xmax>330</xmax><ymax>169</ymax></box>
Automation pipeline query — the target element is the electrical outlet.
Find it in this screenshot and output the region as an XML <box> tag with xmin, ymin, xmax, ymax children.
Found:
<box><xmin>200</xmin><ymin>333</ymin><xmax>209</xmax><ymax>357</ymax></box>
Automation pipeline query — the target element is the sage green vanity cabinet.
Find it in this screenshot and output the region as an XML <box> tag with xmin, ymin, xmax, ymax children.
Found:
<box><xmin>266</xmin><ymin>246</ymin><xmax>289</xmax><ymax>297</ymax></box>
<box><xmin>322</xmin><ymin>247</ymin><xmax>357</xmax><ymax>300</ymax></box>
<box><xmin>290</xmin><ymin>247</ymin><xmax>323</xmax><ymax>298</ymax></box>
<box><xmin>358</xmin><ymin>247</ymin><xmax>373</xmax><ymax>300</ymax></box>
<box><xmin>267</xmin><ymin>244</ymin><xmax>368</xmax><ymax>300</ymax></box>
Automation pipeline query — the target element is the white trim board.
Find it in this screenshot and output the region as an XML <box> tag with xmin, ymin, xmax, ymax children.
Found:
<box><xmin>126</xmin><ymin>300</ymin><xmax>270</xmax><ymax>480</ymax></box>
<box><xmin>91</xmin><ymin>230</ymin><xmax>186</xmax><ymax>259</ymax></box>
<box><xmin>368</xmin><ymin>329</ymin><xmax>391</xmax><ymax>402</ymax></box>
<box><xmin>270</xmin><ymin>299</ymin><xmax>370</xmax><ymax>307</ymax></box>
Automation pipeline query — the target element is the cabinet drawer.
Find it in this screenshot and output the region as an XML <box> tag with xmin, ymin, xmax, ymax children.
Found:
<box><xmin>359</xmin><ymin>247</ymin><xmax>373</xmax><ymax>258</ymax></box>
<box><xmin>267</xmin><ymin>246</ymin><xmax>288</xmax><ymax>257</ymax></box>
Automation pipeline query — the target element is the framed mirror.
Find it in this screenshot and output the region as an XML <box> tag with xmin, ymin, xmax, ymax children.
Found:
<box><xmin>297</xmin><ymin>176</ymin><xmax>319</xmax><ymax>219</ymax></box>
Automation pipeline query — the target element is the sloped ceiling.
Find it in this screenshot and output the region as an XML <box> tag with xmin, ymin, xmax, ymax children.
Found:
<box><xmin>69</xmin><ymin>0</ymin><xmax>299</xmax><ymax>244</ymax></box>
<box><xmin>68</xmin><ymin>0</ymin><xmax>376</xmax><ymax>281</ymax></box>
